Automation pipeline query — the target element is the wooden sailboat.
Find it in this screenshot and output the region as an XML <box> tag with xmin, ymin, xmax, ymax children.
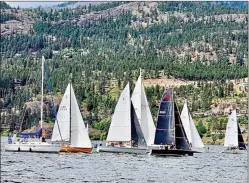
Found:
<box><xmin>51</xmin><ymin>81</ymin><xmax>92</xmax><ymax>153</ymax></box>
<box><xmin>220</xmin><ymin>110</ymin><xmax>247</xmax><ymax>154</ymax></box>
<box><xmin>149</xmin><ymin>88</ymin><xmax>199</xmax><ymax>156</ymax></box>
<box><xmin>97</xmin><ymin>82</ymin><xmax>147</xmax><ymax>154</ymax></box>
<box><xmin>131</xmin><ymin>69</ymin><xmax>156</xmax><ymax>147</ymax></box>
<box><xmin>5</xmin><ymin>57</ymin><xmax>61</xmax><ymax>153</ymax></box>
<box><xmin>180</xmin><ymin>100</ymin><xmax>205</xmax><ymax>152</ymax></box>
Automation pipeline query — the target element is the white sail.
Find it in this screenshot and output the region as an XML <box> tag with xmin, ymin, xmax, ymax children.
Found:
<box><xmin>181</xmin><ymin>102</ymin><xmax>204</xmax><ymax>148</ymax></box>
<box><xmin>224</xmin><ymin>110</ymin><xmax>238</xmax><ymax>147</ymax></box>
<box><xmin>52</xmin><ymin>84</ymin><xmax>71</xmax><ymax>142</ymax></box>
<box><xmin>106</xmin><ymin>83</ymin><xmax>131</xmax><ymax>142</ymax></box>
<box><xmin>131</xmin><ymin>73</ymin><xmax>156</xmax><ymax>146</ymax></box>
<box><xmin>70</xmin><ymin>85</ymin><xmax>92</xmax><ymax>148</ymax></box>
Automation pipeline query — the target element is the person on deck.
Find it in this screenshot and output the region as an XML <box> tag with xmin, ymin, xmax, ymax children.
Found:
<box><xmin>12</xmin><ymin>133</ymin><xmax>17</xmax><ymax>144</ymax></box>
<box><xmin>130</xmin><ymin>140</ymin><xmax>135</xmax><ymax>147</ymax></box>
<box><xmin>8</xmin><ymin>132</ymin><xmax>12</xmax><ymax>144</ymax></box>
<box><xmin>189</xmin><ymin>142</ymin><xmax>192</xmax><ymax>149</ymax></box>
<box><xmin>119</xmin><ymin>141</ymin><xmax>124</xmax><ymax>147</ymax></box>
<box><xmin>170</xmin><ymin>142</ymin><xmax>175</xmax><ymax>149</ymax></box>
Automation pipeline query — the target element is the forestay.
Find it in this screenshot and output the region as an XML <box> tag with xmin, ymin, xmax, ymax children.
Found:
<box><xmin>106</xmin><ymin>83</ymin><xmax>131</xmax><ymax>142</ymax></box>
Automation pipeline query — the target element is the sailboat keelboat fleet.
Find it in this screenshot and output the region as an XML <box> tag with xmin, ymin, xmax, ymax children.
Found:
<box><xmin>5</xmin><ymin>65</ymin><xmax>247</xmax><ymax>157</ymax></box>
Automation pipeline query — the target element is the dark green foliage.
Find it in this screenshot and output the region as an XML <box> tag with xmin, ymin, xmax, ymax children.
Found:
<box><xmin>218</xmin><ymin>132</ymin><xmax>225</xmax><ymax>139</ymax></box>
<box><xmin>0</xmin><ymin>13</ymin><xmax>16</xmax><ymax>23</ymax></box>
<box><xmin>0</xmin><ymin>2</ymin><xmax>247</xmax><ymax>139</ymax></box>
<box><xmin>197</xmin><ymin>120</ymin><xmax>207</xmax><ymax>135</ymax></box>
<box><xmin>0</xmin><ymin>2</ymin><xmax>11</xmax><ymax>9</ymax></box>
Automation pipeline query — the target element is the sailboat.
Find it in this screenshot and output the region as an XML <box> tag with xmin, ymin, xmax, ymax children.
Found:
<box><xmin>149</xmin><ymin>88</ymin><xmax>199</xmax><ymax>156</ymax></box>
<box><xmin>220</xmin><ymin>110</ymin><xmax>247</xmax><ymax>154</ymax></box>
<box><xmin>131</xmin><ymin>69</ymin><xmax>156</xmax><ymax>147</ymax></box>
<box><xmin>180</xmin><ymin>100</ymin><xmax>205</xmax><ymax>152</ymax></box>
<box><xmin>97</xmin><ymin>83</ymin><xmax>147</xmax><ymax>154</ymax></box>
<box><xmin>5</xmin><ymin>57</ymin><xmax>61</xmax><ymax>153</ymax></box>
<box><xmin>51</xmin><ymin>81</ymin><xmax>93</xmax><ymax>153</ymax></box>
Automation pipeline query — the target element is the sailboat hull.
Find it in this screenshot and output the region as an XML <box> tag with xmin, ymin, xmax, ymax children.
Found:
<box><xmin>96</xmin><ymin>146</ymin><xmax>148</xmax><ymax>154</ymax></box>
<box><xmin>220</xmin><ymin>149</ymin><xmax>247</xmax><ymax>154</ymax></box>
<box><xmin>150</xmin><ymin>149</ymin><xmax>200</xmax><ymax>157</ymax></box>
<box><xmin>5</xmin><ymin>142</ymin><xmax>61</xmax><ymax>153</ymax></box>
<box><xmin>60</xmin><ymin>146</ymin><xmax>93</xmax><ymax>153</ymax></box>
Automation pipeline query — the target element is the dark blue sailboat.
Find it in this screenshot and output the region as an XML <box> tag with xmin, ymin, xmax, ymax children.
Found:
<box><xmin>150</xmin><ymin>88</ymin><xmax>200</xmax><ymax>156</ymax></box>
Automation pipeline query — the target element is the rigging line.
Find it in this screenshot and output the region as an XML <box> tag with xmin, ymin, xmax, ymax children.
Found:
<box><xmin>44</xmin><ymin>62</ymin><xmax>63</xmax><ymax>141</ymax></box>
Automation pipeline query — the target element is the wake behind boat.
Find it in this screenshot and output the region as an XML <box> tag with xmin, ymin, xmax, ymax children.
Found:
<box><xmin>220</xmin><ymin>110</ymin><xmax>247</xmax><ymax>154</ymax></box>
<box><xmin>97</xmin><ymin>82</ymin><xmax>148</xmax><ymax>154</ymax></box>
<box><xmin>149</xmin><ymin>88</ymin><xmax>200</xmax><ymax>156</ymax></box>
<box><xmin>5</xmin><ymin>57</ymin><xmax>61</xmax><ymax>153</ymax></box>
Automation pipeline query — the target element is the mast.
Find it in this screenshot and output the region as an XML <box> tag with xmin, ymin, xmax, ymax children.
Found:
<box><xmin>139</xmin><ymin>68</ymin><xmax>142</xmax><ymax>121</ymax></box>
<box><xmin>173</xmin><ymin>88</ymin><xmax>176</xmax><ymax>145</ymax></box>
<box><xmin>41</xmin><ymin>56</ymin><xmax>44</xmax><ymax>129</ymax></box>
<box><xmin>185</xmin><ymin>99</ymin><xmax>193</xmax><ymax>145</ymax></box>
<box><xmin>69</xmin><ymin>73</ymin><xmax>72</xmax><ymax>143</ymax></box>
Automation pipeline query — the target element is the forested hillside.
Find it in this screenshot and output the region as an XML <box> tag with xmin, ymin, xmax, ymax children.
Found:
<box><xmin>0</xmin><ymin>2</ymin><xmax>248</xmax><ymax>143</ymax></box>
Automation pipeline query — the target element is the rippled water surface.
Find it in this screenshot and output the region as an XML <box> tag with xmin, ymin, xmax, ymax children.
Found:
<box><xmin>1</xmin><ymin>138</ymin><xmax>247</xmax><ymax>183</ymax></box>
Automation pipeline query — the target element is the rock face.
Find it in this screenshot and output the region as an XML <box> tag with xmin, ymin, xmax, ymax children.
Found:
<box><xmin>1</xmin><ymin>9</ymin><xmax>34</xmax><ymax>37</ymax></box>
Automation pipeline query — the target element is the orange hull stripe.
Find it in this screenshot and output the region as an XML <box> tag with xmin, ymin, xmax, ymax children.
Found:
<box><xmin>60</xmin><ymin>146</ymin><xmax>92</xmax><ymax>153</ymax></box>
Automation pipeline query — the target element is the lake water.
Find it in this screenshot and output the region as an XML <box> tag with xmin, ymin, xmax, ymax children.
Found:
<box><xmin>1</xmin><ymin>137</ymin><xmax>247</xmax><ymax>183</ymax></box>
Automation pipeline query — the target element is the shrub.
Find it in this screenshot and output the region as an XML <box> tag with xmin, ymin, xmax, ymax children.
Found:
<box><xmin>206</xmin><ymin>132</ymin><xmax>211</xmax><ymax>137</ymax></box>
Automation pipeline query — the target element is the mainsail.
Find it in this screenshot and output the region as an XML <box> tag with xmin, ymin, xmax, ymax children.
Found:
<box><xmin>181</xmin><ymin>101</ymin><xmax>204</xmax><ymax>148</ymax></box>
<box><xmin>154</xmin><ymin>88</ymin><xmax>175</xmax><ymax>145</ymax></box>
<box><xmin>154</xmin><ymin>88</ymin><xmax>190</xmax><ymax>150</ymax></box>
<box><xmin>131</xmin><ymin>73</ymin><xmax>156</xmax><ymax>146</ymax></box>
<box><xmin>51</xmin><ymin>83</ymin><xmax>92</xmax><ymax>148</ymax></box>
<box><xmin>224</xmin><ymin>110</ymin><xmax>238</xmax><ymax>147</ymax></box>
<box><xmin>106</xmin><ymin>83</ymin><xmax>131</xmax><ymax>142</ymax></box>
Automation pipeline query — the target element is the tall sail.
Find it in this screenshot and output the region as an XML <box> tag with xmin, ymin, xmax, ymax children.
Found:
<box><xmin>238</xmin><ymin>123</ymin><xmax>246</xmax><ymax>149</ymax></box>
<box><xmin>224</xmin><ymin>110</ymin><xmax>238</xmax><ymax>147</ymax></box>
<box><xmin>131</xmin><ymin>73</ymin><xmax>156</xmax><ymax>146</ymax></box>
<box><xmin>70</xmin><ymin>85</ymin><xmax>92</xmax><ymax>148</ymax></box>
<box><xmin>52</xmin><ymin>84</ymin><xmax>71</xmax><ymax>142</ymax></box>
<box><xmin>106</xmin><ymin>83</ymin><xmax>131</xmax><ymax>142</ymax></box>
<box><xmin>154</xmin><ymin>88</ymin><xmax>175</xmax><ymax>145</ymax></box>
<box><xmin>131</xmin><ymin>102</ymin><xmax>146</xmax><ymax>147</ymax></box>
<box><xmin>174</xmin><ymin>103</ymin><xmax>191</xmax><ymax>150</ymax></box>
<box><xmin>181</xmin><ymin>101</ymin><xmax>204</xmax><ymax>148</ymax></box>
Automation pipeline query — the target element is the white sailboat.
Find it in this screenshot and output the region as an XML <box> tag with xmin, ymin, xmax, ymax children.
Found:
<box><xmin>5</xmin><ymin>57</ymin><xmax>61</xmax><ymax>153</ymax></box>
<box><xmin>221</xmin><ymin>110</ymin><xmax>247</xmax><ymax>154</ymax></box>
<box><xmin>131</xmin><ymin>69</ymin><xmax>156</xmax><ymax>147</ymax></box>
<box><xmin>180</xmin><ymin>100</ymin><xmax>205</xmax><ymax>152</ymax></box>
<box><xmin>51</xmin><ymin>82</ymin><xmax>92</xmax><ymax>153</ymax></box>
<box><xmin>97</xmin><ymin>83</ymin><xmax>147</xmax><ymax>154</ymax></box>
